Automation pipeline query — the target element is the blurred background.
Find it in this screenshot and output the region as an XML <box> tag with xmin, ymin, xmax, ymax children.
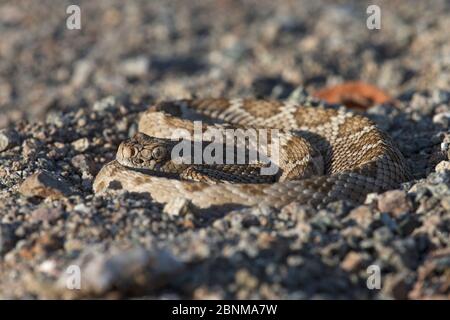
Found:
<box><xmin>1</xmin><ymin>0</ymin><xmax>450</xmax><ymax>128</ymax></box>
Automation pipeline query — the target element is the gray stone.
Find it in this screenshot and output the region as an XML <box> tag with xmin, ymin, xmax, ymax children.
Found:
<box><xmin>0</xmin><ymin>129</ymin><xmax>20</xmax><ymax>152</ymax></box>
<box><xmin>57</xmin><ymin>247</ymin><xmax>183</xmax><ymax>297</ymax></box>
<box><xmin>71</xmin><ymin>138</ymin><xmax>90</xmax><ymax>152</ymax></box>
<box><xmin>30</xmin><ymin>207</ymin><xmax>63</xmax><ymax>223</ymax></box>
<box><xmin>377</xmin><ymin>190</ymin><xmax>412</xmax><ymax>217</ymax></box>
<box><xmin>93</xmin><ymin>96</ymin><xmax>117</xmax><ymax>112</ymax></box>
<box><xmin>19</xmin><ymin>171</ymin><xmax>74</xmax><ymax>199</ymax></box>
<box><xmin>0</xmin><ymin>224</ymin><xmax>16</xmax><ymax>255</ymax></box>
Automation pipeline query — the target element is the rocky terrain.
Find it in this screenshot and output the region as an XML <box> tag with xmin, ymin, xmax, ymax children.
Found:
<box><xmin>0</xmin><ymin>0</ymin><xmax>449</xmax><ymax>299</ymax></box>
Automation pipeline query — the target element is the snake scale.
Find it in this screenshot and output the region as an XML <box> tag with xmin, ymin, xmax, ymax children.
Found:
<box><xmin>93</xmin><ymin>96</ymin><xmax>411</xmax><ymax>210</ymax></box>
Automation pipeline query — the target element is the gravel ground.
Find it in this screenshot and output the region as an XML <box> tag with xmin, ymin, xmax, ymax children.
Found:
<box><xmin>0</xmin><ymin>0</ymin><xmax>449</xmax><ymax>299</ymax></box>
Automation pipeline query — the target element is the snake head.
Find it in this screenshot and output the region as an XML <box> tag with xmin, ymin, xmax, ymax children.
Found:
<box><xmin>116</xmin><ymin>133</ymin><xmax>171</xmax><ymax>170</ymax></box>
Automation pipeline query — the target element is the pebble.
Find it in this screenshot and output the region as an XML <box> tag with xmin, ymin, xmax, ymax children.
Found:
<box><xmin>71</xmin><ymin>60</ymin><xmax>93</xmax><ymax>88</ymax></box>
<box><xmin>441</xmin><ymin>197</ymin><xmax>450</xmax><ymax>211</ymax></box>
<box><xmin>0</xmin><ymin>129</ymin><xmax>20</xmax><ymax>152</ymax></box>
<box><xmin>93</xmin><ymin>96</ymin><xmax>117</xmax><ymax>112</ymax></box>
<box><xmin>0</xmin><ymin>224</ymin><xmax>16</xmax><ymax>255</ymax></box>
<box><xmin>340</xmin><ymin>251</ymin><xmax>363</xmax><ymax>272</ymax></box>
<box><xmin>57</xmin><ymin>247</ymin><xmax>183</xmax><ymax>297</ymax></box>
<box><xmin>347</xmin><ymin>205</ymin><xmax>372</xmax><ymax>228</ymax></box>
<box><xmin>70</xmin><ymin>154</ymin><xmax>96</xmax><ymax>176</ymax></box>
<box><xmin>382</xmin><ymin>273</ymin><xmax>411</xmax><ymax>300</ymax></box>
<box><xmin>30</xmin><ymin>207</ymin><xmax>63</xmax><ymax>223</ymax></box>
<box><xmin>432</xmin><ymin>112</ymin><xmax>450</xmax><ymax>127</ymax></box>
<box><xmin>71</xmin><ymin>138</ymin><xmax>90</xmax><ymax>152</ymax></box>
<box><xmin>435</xmin><ymin>161</ymin><xmax>450</xmax><ymax>173</ymax></box>
<box><xmin>19</xmin><ymin>171</ymin><xmax>74</xmax><ymax>199</ymax></box>
<box><xmin>377</xmin><ymin>190</ymin><xmax>412</xmax><ymax>217</ymax></box>
<box><xmin>119</xmin><ymin>56</ymin><xmax>149</xmax><ymax>77</ymax></box>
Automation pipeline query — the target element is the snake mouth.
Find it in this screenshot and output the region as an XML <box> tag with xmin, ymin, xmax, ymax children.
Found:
<box><xmin>116</xmin><ymin>163</ymin><xmax>178</xmax><ymax>178</ymax></box>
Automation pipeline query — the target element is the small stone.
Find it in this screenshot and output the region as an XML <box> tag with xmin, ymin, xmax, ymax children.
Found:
<box><xmin>73</xmin><ymin>203</ymin><xmax>90</xmax><ymax>214</ymax></box>
<box><xmin>30</xmin><ymin>207</ymin><xmax>63</xmax><ymax>223</ymax></box>
<box><xmin>441</xmin><ymin>196</ymin><xmax>450</xmax><ymax>211</ymax></box>
<box><xmin>409</xmin><ymin>248</ymin><xmax>450</xmax><ymax>299</ymax></box>
<box><xmin>19</xmin><ymin>171</ymin><xmax>74</xmax><ymax>199</ymax></box>
<box><xmin>235</xmin><ymin>269</ymin><xmax>258</xmax><ymax>290</ymax></box>
<box><xmin>0</xmin><ymin>224</ymin><xmax>16</xmax><ymax>255</ymax></box>
<box><xmin>435</xmin><ymin>161</ymin><xmax>450</xmax><ymax>173</ymax></box>
<box><xmin>364</xmin><ymin>192</ymin><xmax>379</xmax><ymax>205</ymax></box>
<box><xmin>57</xmin><ymin>247</ymin><xmax>183</xmax><ymax>296</ymax></box>
<box><xmin>348</xmin><ymin>205</ymin><xmax>372</xmax><ymax>228</ymax></box>
<box><xmin>432</xmin><ymin>112</ymin><xmax>450</xmax><ymax>127</ymax></box>
<box><xmin>46</xmin><ymin>113</ymin><xmax>67</xmax><ymax>128</ymax></box>
<box><xmin>71</xmin><ymin>59</ymin><xmax>93</xmax><ymax>88</ymax></box>
<box><xmin>22</xmin><ymin>139</ymin><xmax>38</xmax><ymax>159</ymax></box>
<box><xmin>71</xmin><ymin>138</ymin><xmax>90</xmax><ymax>152</ymax></box>
<box><xmin>341</xmin><ymin>251</ymin><xmax>364</xmax><ymax>272</ymax></box>
<box><xmin>37</xmin><ymin>259</ymin><xmax>58</xmax><ymax>277</ymax></box>
<box><xmin>0</xmin><ymin>129</ymin><xmax>20</xmax><ymax>152</ymax></box>
<box><xmin>0</xmin><ymin>83</ymin><xmax>12</xmax><ymax>106</ymax></box>
<box><xmin>377</xmin><ymin>190</ymin><xmax>412</xmax><ymax>217</ymax></box>
<box><xmin>71</xmin><ymin>154</ymin><xmax>96</xmax><ymax>175</ymax></box>
<box><xmin>119</xmin><ymin>56</ymin><xmax>149</xmax><ymax>77</ymax></box>
<box><xmin>93</xmin><ymin>96</ymin><xmax>117</xmax><ymax>112</ymax></box>
<box><xmin>398</xmin><ymin>215</ymin><xmax>421</xmax><ymax>236</ymax></box>
<box><xmin>382</xmin><ymin>273</ymin><xmax>410</xmax><ymax>300</ymax></box>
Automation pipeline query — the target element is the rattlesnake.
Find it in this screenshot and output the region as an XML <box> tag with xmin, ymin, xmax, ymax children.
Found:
<box><xmin>93</xmin><ymin>96</ymin><xmax>411</xmax><ymax>210</ymax></box>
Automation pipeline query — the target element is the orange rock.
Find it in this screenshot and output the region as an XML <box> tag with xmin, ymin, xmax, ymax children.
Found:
<box><xmin>313</xmin><ymin>81</ymin><xmax>392</xmax><ymax>111</ymax></box>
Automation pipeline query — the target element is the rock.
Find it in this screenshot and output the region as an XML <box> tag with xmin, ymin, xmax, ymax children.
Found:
<box><xmin>19</xmin><ymin>171</ymin><xmax>74</xmax><ymax>199</ymax></box>
<box><xmin>441</xmin><ymin>196</ymin><xmax>450</xmax><ymax>211</ymax></box>
<box><xmin>235</xmin><ymin>269</ymin><xmax>259</xmax><ymax>290</ymax></box>
<box><xmin>93</xmin><ymin>96</ymin><xmax>117</xmax><ymax>112</ymax></box>
<box><xmin>70</xmin><ymin>154</ymin><xmax>96</xmax><ymax>175</ymax></box>
<box><xmin>0</xmin><ymin>129</ymin><xmax>20</xmax><ymax>152</ymax></box>
<box><xmin>409</xmin><ymin>249</ymin><xmax>450</xmax><ymax>299</ymax></box>
<box><xmin>119</xmin><ymin>56</ymin><xmax>149</xmax><ymax>77</ymax></box>
<box><xmin>382</xmin><ymin>273</ymin><xmax>411</xmax><ymax>300</ymax></box>
<box><xmin>341</xmin><ymin>251</ymin><xmax>364</xmax><ymax>272</ymax></box>
<box><xmin>397</xmin><ymin>215</ymin><xmax>421</xmax><ymax>236</ymax></box>
<box><xmin>377</xmin><ymin>190</ymin><xmax>412</xmax><ymax>217</ymax></box>
<box><xmin>46</xmin><ymin>113</ymin><xmax>67</xmax><ymax>128</ymax></box>
<box><xmin>0</xmin><ymin>82</ymin><xmax>12</xmax><ymax>106</ymax></box>
<box><xmin>432</xmin><ymin>112</ymin><xmax>450</xmax><ymax>127</ymax></box>
<box><xmin>347</xmin><ymin>205</ymin><xmax>372</xmax><ymax>228</ymax></box>
<box><xmin>0</xmin><ymin>224</ymin><xmax>16</xmax><ymax>255</ymax></box>
<box><xmin>37</xmin><ymin>259</ymin><xmax>59</xmax><ymax>277</ymax></box>
<box><xmin>325</xmin><ymin>200</ymin><xmax>354</xmax><ymax>216</ymax></box>
<box><xmin>22</xmin><ymin>138</ymin><xmax>39</xmax><ymax>159</ymax></box>
<box><xmin>71</xmin><ymin>138</ymin><xmax>90</xmax><ymax>152</ymax></box>
<box><xmin>57</xmin><ymin>247</ymin><xmax>183</xmax><ymax>297</ymax></box>
<box><xmin>435</xmin><ymin>160</ymin><xmax>450</xmax><ymax>173</ymax></box>
<box><xmin>30</xmin><ymin>207</ymin><xmax>63</xmax><ymax>223</ymax></box>
<box><xmin>70</xmin><ymin>59</ymin><xmax>93</xmax><ymax>88</ymax></box>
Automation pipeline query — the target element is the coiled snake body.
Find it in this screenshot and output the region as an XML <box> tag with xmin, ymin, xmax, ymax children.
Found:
<box><xmin>93</xmin><ymin>97</ymin><xmax>411</xmax><ymax>210</ymax></box>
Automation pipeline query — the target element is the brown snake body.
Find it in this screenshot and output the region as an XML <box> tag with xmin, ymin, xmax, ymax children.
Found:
<box><xmin>93</xmin><ymin>97</ymin><xmax>411</xmax><ymax>209</ymax></box>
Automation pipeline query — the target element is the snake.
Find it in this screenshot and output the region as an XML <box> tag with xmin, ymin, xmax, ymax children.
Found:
<box><xmin>93</xmin><ymin>96</ymin><xmax>411</xmax><ymax>210</ymax></box>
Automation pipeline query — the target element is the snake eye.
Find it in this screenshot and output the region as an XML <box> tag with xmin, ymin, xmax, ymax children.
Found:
<box><xmin>151</xmin><ymin>146</ymin><xmax>166</xmax><ymax>160</ymax></box>
<box><xmin>140</xmin><ymin>149</ymin><xmax>151</xmax><ymax>158</ymax></box>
